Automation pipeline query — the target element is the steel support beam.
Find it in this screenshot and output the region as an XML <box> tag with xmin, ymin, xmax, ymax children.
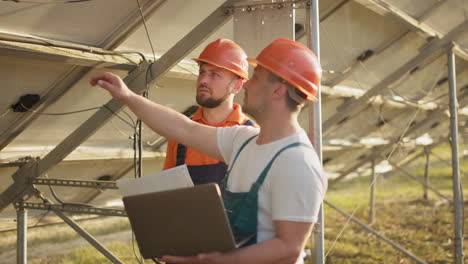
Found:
<box><xmin>423</xmin><ymin>147</ymin><xmax>430</xmax><ymax>200</ymax></box>
<box><xmin>324</xmin><ymin>30</ymin><xmax>408</xmax><ymax>88</ymax></box>
<box><xmin>325</xmin><ymin>200</ymin><xmax>428</xmax><ymax>264</ymax></box>
<box><xmin>81</xmin><ymin>164</ymin><xmax>134</xmax><ymax>204</ymax></box>
<box><xmin>52</xmin><ymin>208</ymin><xmax>124</xmax><ymax>264</ymax></box>
<box><xmin>308</xmin><ymin>1</ymin><xmax>325</xmax><ymax>263</ymax></box>
<box><xmin>353</xmin><ymin>0</ymin><xmax>442</xmax><ymax>37</ymax></box>
<box><xmin>388</xmin><ymin>161</ymin><xmax>452</xmax><ymax>202</ymax></box>
<box><xmin>447</xmin><ymin>46</ymin><xmax>464</xmax><ymax>264</ymax></box>
<box><xmin>353</xmin><ymin>0</ymin><xmax>468</xmax><ymax>62</ymax></box>
<box><xmin>330</xmin><ymin>84</ymin><xmax>466</xmax><ymax>184</ymax></box>
<box><xmin>323</xmin><ymin>21</ymin><xmax>468</xmax><ymax>137</ymax></box>
<box><xmin>0</xmin><ymin>40</ymin><xmax>140</xmax><ymax>71</ymax></box>
<box><xmin>98</xmin><ymin>0</ymin><xmax>168</xmax><ymax>49</ymax></box>
<box><xmin>0</xmin><ymin>0</ymin><xmax>237</xmax><ymax>213</ymax></box>
<box><xmin>16</xmin><ymin>202</ymin><xmax>126</xmax><ymax>217</ymax></box>
<box><xmin>32</xmin><ymin>178</ymin><xmax>118</xmax><ymax>189</ymax></box>
<box><xmin>330</xmin><ymin>86</ymin><xmax>464</xmax><ymax>184</ymax></box>
<box><xmin>319</xmin><ymin>0</ymin><xmax>350</xmax><ymax>22</ymax></box>
<box><xmin>17</xmin><ymin>205</ymin><xmax>27</xmax><ymax>264</ymax></box>
<box><xmin>429</xmin><ymin>151</ymin><xmax>468</xmax><ymax>177</ymax></box>
<box><xmin>324</xmin><ymin>0</ymin><xmax>448</xmax><ymax>88</ymax></box>
<box><xmin>369</xmin><ymin>159</ymin><xmax>376</xmax><ymax>224</ymax></box>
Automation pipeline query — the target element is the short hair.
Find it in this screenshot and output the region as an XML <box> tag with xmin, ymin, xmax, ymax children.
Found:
<box><xmin>266</xmin><ymin>71</ymin><xmax>306</xmax><ymax>111</ymax></box>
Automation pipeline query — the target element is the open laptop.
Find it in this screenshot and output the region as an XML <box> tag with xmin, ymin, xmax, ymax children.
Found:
<box><xmin>123</xmin><ymin>183</ymin><xmax>241</xmax><ymax>259</ymax></box>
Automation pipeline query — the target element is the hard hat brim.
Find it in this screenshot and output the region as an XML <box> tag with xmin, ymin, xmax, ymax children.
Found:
<box><xmin>247</xmin><ymin>58</ymin><xmax>318</xmax><ymax>102</ymax></box>
<box><xmin>193</xmin><ymin>58</ymin><xmax>249</xmax><ymax>80</ymax></box>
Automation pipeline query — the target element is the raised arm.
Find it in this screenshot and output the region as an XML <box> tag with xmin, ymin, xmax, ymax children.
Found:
<box><xmin>90</xmin><ymin>72</ymin><xmax>223</xmax><ymax>161</ymax></box>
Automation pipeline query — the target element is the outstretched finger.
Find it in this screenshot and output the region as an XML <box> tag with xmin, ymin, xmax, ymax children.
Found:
<box><xmin>96</xmin><ymin>79</ymin><xmax>115</xmax><ymax>91</ymax></box>
<box><xmin>90</xmin><ymin>72</ymin><xmax>117</xmax><ymax>86</ymax></box>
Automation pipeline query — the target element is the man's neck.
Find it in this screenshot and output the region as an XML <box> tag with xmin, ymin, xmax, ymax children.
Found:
<box><xmin>202</xmin><ymin>102</ymin><xmax>235</xmax><ymax>125</ymax></box>
<box><xmin>256</xmin><ymin>108</ymin><xmax>301</xmax><ymax>145</ymax></box>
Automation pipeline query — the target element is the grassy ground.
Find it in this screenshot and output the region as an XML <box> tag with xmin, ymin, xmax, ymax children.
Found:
<box><xmin>319</xmin><ymin>146</ymin><xmax>468</xmax><ymax>264</ymax></box>
<box><xmin>0</xmin><ymin>146</ymin><xmax>466</xmax><ymax>264</ymax></box>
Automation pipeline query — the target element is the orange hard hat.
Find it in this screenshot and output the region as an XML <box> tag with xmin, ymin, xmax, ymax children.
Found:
<box><xmin>247</xmin><ymin>38</ymin><xmax>322</xmax><ymax>101</ymax></box>
<box><xmin>193</xmin><ymin>38</ymin><xmax>249</xmax><ymax>80</ymax></box>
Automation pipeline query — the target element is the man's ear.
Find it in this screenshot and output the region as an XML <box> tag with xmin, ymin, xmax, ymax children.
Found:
<box><xmin>231</xmin><ymin>78</ymin><xmax>244</xmax><ymax>95</ymax></box>
<box><xmin>271</xmin><ymin>82</ymin><xmax>288</xmax><ymax>100</ymax></box>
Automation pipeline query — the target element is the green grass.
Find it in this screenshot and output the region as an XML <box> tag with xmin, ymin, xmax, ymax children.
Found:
<box><xmin>0</xmin><ymin>216</ymin><xmax>132</xmax><ymax>253</ymax></box>
<box><xmin>57</xmin><ymin>242</ymin><xmax>144</xmax><ymax>264</ymax></box>
<box><xmin>319</xmin><ymin>148</ymin><xmax>468</xmax><ymax>264</ymax></box>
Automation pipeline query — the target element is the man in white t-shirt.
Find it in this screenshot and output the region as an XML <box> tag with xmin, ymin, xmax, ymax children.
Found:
<box><xmin>91</xmin><ymin>38</ymin><xmax>327</xmax><ymax>264</ymax></box>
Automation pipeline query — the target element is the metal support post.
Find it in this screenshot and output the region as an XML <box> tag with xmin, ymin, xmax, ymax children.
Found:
<box><xmin>52</xmin><ymin>208</ymin><xmax>124</xmax><ymax>264</ymax></box>
<box><xmin>308</xmin><ymin>0</ymin><xmax>324</xmax><ymax>263</ymax></box>
<box><xmin>369</xmin><ymin>159</ymin><xmax>376</xmax><ymax>224</ymax></box>
<box><xmin>447</xmin><ymin>45</ymin><xmax>464</xmax><ymax>264</ymax></box>
<box><xmin>325</xmin><ymin>200</ymin><xmax>428</xmax><ymax>264</ymax></box>
<box><xmin>423</xmin><ymin>147</ymin><xmax>430</xmax><ymax>200</ymax></box>
<box><xmin>17</xmin><ymin>204</ymin><xmax>27</xmax><ymax>264</ymax></box>
<box><xmin>388</xmin><ymin>161</ymin><xmax>452</xmax><ymax>202</ymax></box>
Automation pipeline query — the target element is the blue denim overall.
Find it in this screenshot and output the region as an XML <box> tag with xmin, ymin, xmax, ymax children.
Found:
<box><xmin>220</xmin><ymin>135</ymin><xmax>310</xmax><ymax>246</ymax></box>
<box><xmin>176</xmin><ymin>120</ymin><xmax>255</xmax><ymax>185</ymax></box>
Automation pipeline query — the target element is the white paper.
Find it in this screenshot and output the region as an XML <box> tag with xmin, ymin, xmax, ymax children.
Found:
<box><xmin>116</xmin><ymin>165</ymin><xmax>193</xmax><ymax>197</ymax></box>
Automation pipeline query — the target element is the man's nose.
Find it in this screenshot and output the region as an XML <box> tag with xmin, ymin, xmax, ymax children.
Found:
<box><xmin>198</xmin><ymin>75</ymin><xmax>209</xmax><ymax>85</ymax></box>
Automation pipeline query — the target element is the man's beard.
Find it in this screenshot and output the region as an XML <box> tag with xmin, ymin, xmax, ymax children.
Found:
<box><xmin>196</xmin><ymin>85</ymin><xmax>231</xmax><ymax>108</ymax></box>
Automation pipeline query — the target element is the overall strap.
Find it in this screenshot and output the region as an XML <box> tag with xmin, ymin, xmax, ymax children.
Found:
<box><xmin>176</xmin><ymin>119</ymin><xmax>254</xmax><ymax>166</ymax></box>
<box><xmin>175</xmin><ymin>143</ymin><xmax>187</xmax><ymax>166</ymax></box>
<box><xmin>221</xmin><ymin>135</ymin><xmax>257</xmax><ymax>188</ymax></box>
<box><xmin>251</xmin><ymin>142</ymin><xmax>311</xmax><ymax>191</ymax></box>
<box><xmin>226</xmin><ymin>135</ymin><xmax>257</xmax><ymax>174</ymax></box>
<box><xmin>243</xmin><ymin>119</ymin><xmax>255</xmax><ymax>126</ymax></box>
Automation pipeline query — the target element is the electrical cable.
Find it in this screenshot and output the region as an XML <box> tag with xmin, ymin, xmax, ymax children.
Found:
<box><xmin>102</xmin><ymin>105</ymin><xmax>137</xmax><ymax>130</ymax></box>
<box><xmin>44</xmin><ymin>174</ymin><xmax>93</xmax><ymax>207</ymax></box>
<box><xmin>132</xmin><ymin>231</ymin><xmax>144</xmax><ymax>264</ymax></box>
<box><xmin>121</xmin><ymin>109</ymin><xmax>137</xmax><ymax>128</ymax></box>
<box><xmin>130</xmin><ymin>2</ymin><xmax>155</xmax><ymax>262</ymax></box>
<box><xmin>20</xmin><ymin>103</ymin><xmax>101</xmax><ymax>116</ymax></box>
<box><xmin>387</xmin><ymin>62</ymin><xmax>447</xmax><ymax>106</ymax></box>
<box><xmin>32</xmin><ymin>211</ymin><xmax>50</xmax><ymax>228</ymax></box>
<box><xmin>19</xmin><ymin>102</ymin><xmax>137</xmax><ymax>130</ymax></box>
<box><xmin>0</xmin><ymin>108</ymin><xmax>10</xmax><ymax>119</ymax></box>
<box><xmin>110</xmin><ymin>119</ymin><xmax>134</xmax><ymax>140</ymax></box>
<box><xmin>136</xmin><ymin>0</ymin><xmax>156</xmax><ymax>62</ymax></box>
<box><xmin>325</xmin><ymin>205</ymin><xmax>359</xmax><ymax>259</ymax></box>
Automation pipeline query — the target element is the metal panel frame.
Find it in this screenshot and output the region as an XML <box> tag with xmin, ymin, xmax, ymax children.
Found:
<box><xmin>0</xmin><ymin>0</ymin><xmax>237</xmax><ymax>213</ymax></box>
<box><xmin>323</xmin><ymin>21</ymin><xmax>468</xmax><ymax>136</ymax></box>
<box><xmin>0</xmin><ymin>0</ymin><xmax>168</xmax><ymax>152</ymax></box>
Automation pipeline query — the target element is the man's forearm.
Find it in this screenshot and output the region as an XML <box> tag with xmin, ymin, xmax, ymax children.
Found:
<box><xmin>121</xmin><ymin>92</ymin><xmax>222</xmax><ymax>160</ymax></box>
<box><xmin>212</xmin><ymin>238</ymin><xmax>302</xmax><ymax>264</ymax></box>
<box><xmin>123</xmin><ymin>93</ymin><xmax>192</xmax><ymax>144</ymax></box>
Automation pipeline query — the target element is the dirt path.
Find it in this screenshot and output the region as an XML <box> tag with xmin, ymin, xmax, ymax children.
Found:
<box><xmin>0</xmin><ymin>230</ymin><xmax>133</xmax><ymax>264</ymax></box>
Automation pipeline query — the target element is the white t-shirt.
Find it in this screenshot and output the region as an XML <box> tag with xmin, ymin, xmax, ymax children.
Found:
<box><xmin>217</xmin><ymin>126</ymin><xmax>327</xmax><ymax>263</ymax></box>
